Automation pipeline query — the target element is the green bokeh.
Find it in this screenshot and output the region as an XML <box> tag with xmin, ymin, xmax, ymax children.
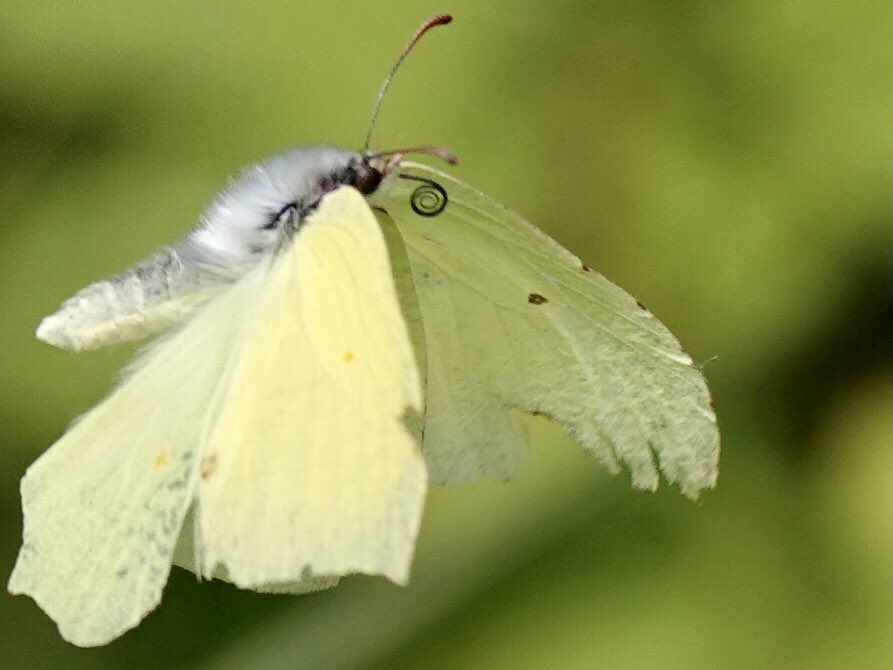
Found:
<box><xmin>1</xmin><ymin>2</ymin><xmax>889</xmax><ymax>668</ymax></box>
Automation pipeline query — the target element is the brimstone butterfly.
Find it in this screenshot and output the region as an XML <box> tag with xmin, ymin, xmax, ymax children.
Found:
<box><xmin>8</xmin><ymin>15</ymin><xmax>719</xmax><ymax>646</ymax></box>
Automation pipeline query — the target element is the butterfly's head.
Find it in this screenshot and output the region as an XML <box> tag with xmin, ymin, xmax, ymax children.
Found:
<box><xmin>345</xmin><ymin>153</ymin><xmax>392</xmax><ymax>196</ymax></box>
<box><xmin>189</xmin><ymin>15</ymin><xmax>458</xmax><ymax>266</ymax></box>
<box><xmin>350</xmin><ymin>146</ymin><xmax>458</xmax><ymax>196</ymax></box>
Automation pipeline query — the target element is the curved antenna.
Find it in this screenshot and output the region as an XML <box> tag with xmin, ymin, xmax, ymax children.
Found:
<box><xmin>366</xmin><ymin>145</ymin><xmax>458</xmax><ymax>165</ymax></box>
<box><xmin>363</xmin><ymin>14</ymin><xmax>453</xmax><ymax>151</ymax></box>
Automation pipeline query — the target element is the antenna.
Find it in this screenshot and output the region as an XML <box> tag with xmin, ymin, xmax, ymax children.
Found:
<box><xmin>363</xmin><ymin>14</ymin><xmax>453</xmax><ymax>151</ymax></box>
<box><xmin>366</xmin><ymin>145</ymin><xmax>458</xmax><ymax>165</ymax></box>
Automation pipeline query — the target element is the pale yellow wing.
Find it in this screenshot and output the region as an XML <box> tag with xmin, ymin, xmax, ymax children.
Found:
<box><xmin>194</xmin><ymin>187</ymin><xmax>426</xmax><ymax>588</ymax></box>
<box><xmin>171</xmin><ymin>507</ymin><xmax>340</xmax><ymax>595</ymax></box>
<box><xmin>7</xmin><ymin>266</ymin><xmax>266</xmax><ymax>646</ymax></box>
<box><xmin>378</xmin><ymin>163</ymin><xmax>719</xmax><ymax>498</ymax></box>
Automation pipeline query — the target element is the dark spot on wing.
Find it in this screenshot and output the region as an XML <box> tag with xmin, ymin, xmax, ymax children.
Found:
<box><xmin>371</xmin><ymin>205</ymin><xmax>388</xmax><ymax>214</ymax></box>
<box><xmin>201</xmin><ymin>454</ymin><xmax>219</xmax><ymax>481</ymax></box>
<box><xmin>636</xmin><ymin>300</ymin><xmax>648</xmax><ymax>311</ymax></box>
<box><xmin>528</xmin><ymin>293</ymin><xmax>548</xmax><ymax>305</ymax></box>
<box><xmin>582</xmin><ymin>263</ymin><xmax>593</xmax><ymax>272</ymax></box>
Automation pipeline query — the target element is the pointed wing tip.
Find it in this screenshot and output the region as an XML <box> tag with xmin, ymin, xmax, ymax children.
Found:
<box><xmin>355</xmin><ymin>551</ymin><xmax>415</xmax><ymax>588</ymax></box>
<box><xmin>7</xmin><ymin>577</ymin><xmax>24</xmax><ymax>598</ymax></box>
<box><xmin>628</xmin><ymin>471</ymin><xmax>717</xmax><ymax>501</ymax></box>
<box><xmin>680</xmin><ymin>481</ymin><xmax>716</xmax><ymax>502</ymax></box>
<box><xmin>677</xmin><ymin>463</ymin><xmax>720</xmax><ymax>501</ymax></box>
<box><xmin>382</xmin><ymin>566</ymin><xmax>412</xmax><ymax>588</ymax></box>
<box><xmin>7</xmin><ymin>577</ymin><xmax>134</xmax><ymax>648</ymax></box>
<box><xmin>630</xmin><ymin>468</ymin><xmax>660</xmax><ymax>492</ymax></box>
<box><xmin>623</xmin><ymin>447</ymin><xmax>718</xmax><ymax>501</ymax></box>
<box><xmin>7</xmin><ymin>555</ymin><xmax>38</xmax><ymax>600</ymax></box>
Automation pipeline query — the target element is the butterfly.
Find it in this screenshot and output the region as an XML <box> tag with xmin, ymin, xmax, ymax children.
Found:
<box><xmin>8</xmin><ymin>15</ymin><xmax>719</xmax><ymax>646</ymax></box>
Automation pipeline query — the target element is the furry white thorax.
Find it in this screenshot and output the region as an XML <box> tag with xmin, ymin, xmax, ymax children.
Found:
<box><xmin>185</xmin><ymin>146</ymin><xmax>357</xmax><ymax>274</ymax></box>
<box><xmin>34</xmin><ymin>145</ymin><xmax>362</xmax><ymax>351</ymax></box>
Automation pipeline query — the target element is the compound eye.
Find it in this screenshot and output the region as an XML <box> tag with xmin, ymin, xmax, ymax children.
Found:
<box><xmin>354</xmin><ymin>165</ymin><xmax>384</xmax><ymax>195</ymax></box>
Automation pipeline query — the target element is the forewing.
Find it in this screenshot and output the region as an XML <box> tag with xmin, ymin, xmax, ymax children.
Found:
<box><xmin>380</xmin><ymin>163</ymin><xmax>719</xmax><ymax>498</ymax></box>
<box><xmin>195</xmin><ymin>187</ymin><xmax>426</xmax><ymax>588</ymax></box>
<box><xmin>7</xmin><ymin>267</ymin><xmax>265</xmax><ymax>646</ymax></box>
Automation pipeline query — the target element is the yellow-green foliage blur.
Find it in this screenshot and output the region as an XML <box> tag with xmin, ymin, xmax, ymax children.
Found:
<box><xmin>0</xmin><ymin>2</ymin><xmax>889</xmax><ymax>668</ymax></box>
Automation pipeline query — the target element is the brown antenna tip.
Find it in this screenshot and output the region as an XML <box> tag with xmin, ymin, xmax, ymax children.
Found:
<box><xmin>402</xmin><ymin>15</ymin><xmax>452</xmax><ymax>57</ymax></box>
<box><xmin>425</xmin><ymin>14</ymin><xmax>453</xmax><ymax>29</ymax></box>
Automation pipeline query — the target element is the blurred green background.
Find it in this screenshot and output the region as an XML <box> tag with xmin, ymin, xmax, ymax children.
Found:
<box><xmin>1</xmin><ymin>1</ymin><xmax>889</xmax><ymax>668</ymax></box>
